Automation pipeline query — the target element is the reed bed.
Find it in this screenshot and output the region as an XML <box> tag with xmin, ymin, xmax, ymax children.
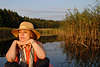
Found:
<box><xmin>58</xmin><ymin>8</ymin><xmax>100</xmax><ymax>62</ymax></box>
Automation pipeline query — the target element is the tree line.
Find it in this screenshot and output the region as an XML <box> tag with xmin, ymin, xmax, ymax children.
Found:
<box><xmin>0</xmin><ymin>8</ymin><xmax>61</xmax><ymax>56</ymax></box>
<box><xmin>0</xmin><ymin>8</ymin><xmax>60</xmax><ymax>28</ymax></box>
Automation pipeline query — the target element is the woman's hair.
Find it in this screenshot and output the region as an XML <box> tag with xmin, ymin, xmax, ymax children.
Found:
<box><xmin>30</xmin><ymin>30</ymin><xmax>37</xmax><ymax>40</ymax></box>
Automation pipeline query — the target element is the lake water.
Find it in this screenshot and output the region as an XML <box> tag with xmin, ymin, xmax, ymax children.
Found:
<box><xmin>43</xmin><ymin>41</ymin><xmax>67</xmax><ymax>67</ymax></box>
<box><xmin>0</xmin><ymin>41</ymin><xmax>100</xmax><ymax>67</ymax></box>
<box><xmin>0</xmin><ymin>41</ymin><xmax>67</xmax><ymax>67</ymax></box>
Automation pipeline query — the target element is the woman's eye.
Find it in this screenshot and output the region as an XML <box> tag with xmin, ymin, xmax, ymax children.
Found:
<box><xmin>24</xmin><ymin>32</ymin><xmax>28</xmax><ymax>33</ymax></box>
<box><xmin>19</xmin><ymin>31</ymin><xmax>21</xmax><ymax>33</ymax></box>
<box><xmin>25</xmin><ymin>31</ymin><xmax>27</xmax><ymax>33</ymax></box>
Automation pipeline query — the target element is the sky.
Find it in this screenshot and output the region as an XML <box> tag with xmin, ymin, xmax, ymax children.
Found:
<box><xmin>0</xmin><ymin>0</ymin><xmax>97</xmax><ymax>20</ymax></box>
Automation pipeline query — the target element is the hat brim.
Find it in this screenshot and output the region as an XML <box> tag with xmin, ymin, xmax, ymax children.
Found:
<box><xmin>11</xmin><ymin>28</ymin><xmax>40</xmax><ymax>40</ymax></box>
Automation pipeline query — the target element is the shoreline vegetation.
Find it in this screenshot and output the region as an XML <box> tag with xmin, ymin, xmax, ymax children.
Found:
<box><xmin>59</xmin><ymin>8</ymin><xmax>100</xmax><ymax>49</ymax></box>
<box><xmin>0</xmin><ymin>4</ymin><xmax>100</xmax><ymax>58</ymax></box>
<box><xmin>58</xmin><ymin>7</ymin><xmax>100</xmax><ymax>65</ymax></box>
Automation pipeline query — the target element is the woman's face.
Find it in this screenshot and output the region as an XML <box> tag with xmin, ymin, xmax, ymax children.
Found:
<box><xmin>18</xmin><ymin>29</ymin><xmax>32</xmax><ymax>42</ymax></box>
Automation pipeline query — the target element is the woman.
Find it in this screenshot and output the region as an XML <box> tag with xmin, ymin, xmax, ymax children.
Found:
<box><xmin>5</xmin><ymin>21</ymin><xmax>49</xmax><ymax>67</ymax></box>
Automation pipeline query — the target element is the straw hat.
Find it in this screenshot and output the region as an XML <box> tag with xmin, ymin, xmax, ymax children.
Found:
<box><xmin>11</xmin><ymin>21</ymin><xmax>40</xmax><ymax>40</ymax></box>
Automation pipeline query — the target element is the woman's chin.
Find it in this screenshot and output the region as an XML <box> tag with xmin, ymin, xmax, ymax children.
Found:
<box><xmin>19</xmin><ymin>39</ymin><xmax>26</xmax><ymax>42</ymax></box>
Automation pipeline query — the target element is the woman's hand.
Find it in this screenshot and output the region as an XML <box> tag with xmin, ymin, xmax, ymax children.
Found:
<box><xmin>26</xmin><ymin>39</ymin><xmax>34</xmax><ymax>44</ymax></box>
<box><xmin>16</xmin><ymin>39</ymin><xmax>35</xmax><ymax>49</ymax></box>
<box><xmin>25</xmin><ymin>39</ymin><xmax>35</xmax><ymax>47</ymax></box>
<box><xmin>13</xmin><ymin>40</ymin><xmax>26</xmax><ymax>49</ymax></box>
<box><xmin>26</xmin><ymin>39</ymin><xmax>46</xmax><ymax>59</ymax></box>
<box><xmin>17</xmin><ymin>41</ymin><xmax>26</xmax><ymax>49</ymax></box>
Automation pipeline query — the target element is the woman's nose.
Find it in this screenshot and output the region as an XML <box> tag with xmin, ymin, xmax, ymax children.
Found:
<box><xmin>20</xmin><ymin>32</ymin><xmax>24</xmax><ymax>36</ymax></box>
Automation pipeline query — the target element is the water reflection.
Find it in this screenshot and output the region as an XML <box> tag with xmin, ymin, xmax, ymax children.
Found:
<box><xmin>0</xmin><ymin>40</ymin><xmax>13</xmax><ymax>57</ymax></box>
<box><xmin>62</xmin><ymin>42</ymin><xmax>100</xmax><ymax>67</ymax></box>
<box><xmin>43</xmin><ymin>41</ymin><xmax>67</xmax><ymax>67</ymax></box>
<box><xmin>0</xmin><ymin>36</ymin><xmax>100</xmax><ymax>67</ymax></box>
<box><xmin>0</xmin><ymin>36</ymin><xmax>57</xmax><ymax>56</ymax></box>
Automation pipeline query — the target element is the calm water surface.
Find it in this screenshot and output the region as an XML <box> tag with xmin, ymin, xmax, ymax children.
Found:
<box><xmin>0</xmin><ymin>41</ymin><xmax>100</xmax><ymax>67</ymax></box>
<box><xmin>0</xmin><ymin>41</ymin><xmax>67</xmax><ymax>67</ymax></box>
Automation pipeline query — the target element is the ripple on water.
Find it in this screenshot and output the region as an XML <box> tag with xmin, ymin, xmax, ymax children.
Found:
<box><xmin>0</xmin><ymin>57</ymin><xmax>7</xmax><ymax>67</ymax></box>
<box><xmin>43</xmin><ymin>41</ymin><xmax>67</xmax><ymax>67</ymax></box>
